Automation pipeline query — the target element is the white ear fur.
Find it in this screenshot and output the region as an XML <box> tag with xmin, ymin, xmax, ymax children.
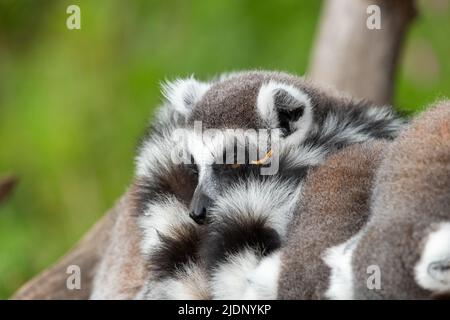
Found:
<box><xmin>256</xmin><ymin>81</ymin><xmax>313</xmax><ymax>140</ymax></box>
<box><xmin>161</xmin><ymin>77</ymin><xmax>211</xmax><ymax>115</ymax></box>
<box><xmin>415</xmin><ymin>223</ymin><xmax>450</xmax><ymax>293</ymax></box>
<box><xmin>323</xmin><ymin>234</ymin><xmax>361</xmax><ymax>300</ymax></box>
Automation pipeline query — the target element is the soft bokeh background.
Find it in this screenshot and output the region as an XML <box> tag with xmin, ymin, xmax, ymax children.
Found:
<box><xmin>0</xmin><ymin>0</ymin><xmax>449</xmax><ymax>298</ymax></box>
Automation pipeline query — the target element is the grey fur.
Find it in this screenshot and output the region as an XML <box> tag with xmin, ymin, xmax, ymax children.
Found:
<box><xmin>189</xmin><ymin>70</ymin><xmax>402</xmax><ymax>134</ymax></box>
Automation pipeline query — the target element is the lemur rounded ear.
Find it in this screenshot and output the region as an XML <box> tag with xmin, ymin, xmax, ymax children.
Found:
<box><xmin>415</xmin><ymin>223</ymin><xmax>450</xmax><ymax>293</ymax></box>
<box><xmin>161</xmin><ymin>77</ymin><xmax>211</xmax><ymax>115</ymax></box>
<box><xmin>257</xmin><ymin>81</ymin><xmax>313</xmax><ymax>137</ymax></box>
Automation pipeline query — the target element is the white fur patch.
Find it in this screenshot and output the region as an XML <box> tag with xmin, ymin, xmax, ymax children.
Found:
<box><xmin>323</xmin><ymin>235</ymin><xmax>361</xmax><ymax>300</ymax></box>
<box><xmin>242</xmin><ymin>251</ymin><xmax>281</xmax><ymax>300</ymax></box>
<box><xmin>185</xmin><ymin>129</ymin><xmax>216</xmax><ymax>166</ymax></box>
<box><xmin>162</xmin><ymin>77</ymin><xmax>210</xmax><ymax>115</ymax></box>
<box><xmin>415</xmin><ymin>222</ymin><xmax>450</xmax><ymax>293</ymax></box>
<box><xmin>211</xmin><ymin>249</ymin><xmax>260</xmax><ymax>299</ymax></box>
<box><xmin>136</xmin><ymin>262</ymin><xmax>210</xmax><ymax>300</ymax></box>
<box><xmin>138</xmin><ymin>196</ymin><xmax>193</xmax><ymax>256</ymax></box>
<box><xmin>257</xmin><ymin>81</ymin><xmax>313</xmax><ymax>144</ymax></box>
<box><xmin>135</xmin><ymin>132</ymin><xmax>174</xmax><ymax>177</ymax></box>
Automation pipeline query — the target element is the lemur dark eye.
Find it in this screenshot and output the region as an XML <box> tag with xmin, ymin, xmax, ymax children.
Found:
<box><xmin>212</xmin><ymin>162</ymin><xmax>242</xmax><ymax>176</ymax></box>
<box><xmin>215</xmin><ymin>163</ymin><xmax>237</xmax><ymax>172</ymax></box>
<box><xmin>220</xmin><ymin>163</ymin><xmax>241</xmax><ymax>172</ymax></box>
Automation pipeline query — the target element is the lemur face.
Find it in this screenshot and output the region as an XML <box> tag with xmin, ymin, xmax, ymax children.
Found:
<box><xmin>130</xmin><ymin>70</ymin><xmax>404</xmax><ymax>299</ymax></box>
<box><xmin>163</xmin><ymin>71</ymin><xmax>314</xmax><ymax>224</ymax></box>
<box><xmin>137</xmin><ymin>70</ymin><xmax>401</xmax><ymax>227</ymax></box>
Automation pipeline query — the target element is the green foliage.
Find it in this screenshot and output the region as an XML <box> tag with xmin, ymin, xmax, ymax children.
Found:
<box><xmin>0</xmin><ymin>0</ymin><xmax>449</xmax><ymax>298</ymax></box>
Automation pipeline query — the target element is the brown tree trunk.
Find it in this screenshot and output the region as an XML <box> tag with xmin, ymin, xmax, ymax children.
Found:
<box><xmin>308</xmin><ymin>0</ymin><xmax>416</xmax><ymax>105</ymax></box>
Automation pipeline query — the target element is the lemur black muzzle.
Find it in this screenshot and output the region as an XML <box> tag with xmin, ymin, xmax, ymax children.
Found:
<box><xmin>189</xmin><ymin>192</ymin><xmax>212</xmax><ymax>225</ymax></box>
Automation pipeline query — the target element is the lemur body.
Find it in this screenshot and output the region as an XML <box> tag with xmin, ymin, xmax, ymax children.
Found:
<box><xmin>92</xmin><ymin>70</ymin><xmax>403</xmax><ymax>299</ymax></box>
<box><xmin>333</xmin><ymin>102</ymin><xmax>450</xmax><ymax>299</ymax></box>
<box><xmin>275</xmin><ymin>141</ymin><xmax>387</xmax><ymax>299</ymax></box>
<box><xmin>254</xmin><ymin>102</ymin><xmax>450</xmax><ymax>300</ymax></box>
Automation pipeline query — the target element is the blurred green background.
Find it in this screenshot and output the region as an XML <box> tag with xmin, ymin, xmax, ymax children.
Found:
<box><xmin>0</xmin><ymin>0</ymin><xmax>449</xmax><ymax>298</ymax></box>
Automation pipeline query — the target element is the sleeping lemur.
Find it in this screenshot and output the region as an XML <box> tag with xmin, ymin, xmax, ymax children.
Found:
<box><xmin>127</xmin><ymin>70</ymin><xmax>404</xmax><ymax>299</ymax></box>
<box><xmin>339</xmin><ymin>101</ymin><xmax>450</xmax><ymax>299</ymax></box>
<box><xmin>253</xmin><ymin>101</ymin><xmax>450</xmax><ymax>300</ymax></box>
<box><xmin>274</xmin><ymin>141</ymin><xmax>387</xmax><ymax>300</ymax></box>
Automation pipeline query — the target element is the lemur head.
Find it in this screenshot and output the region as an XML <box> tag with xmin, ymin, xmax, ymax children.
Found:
<box><xmin>163</xmin><ymin>71</ymin><xmax>316</xmax><ymax>224</ymax></box>
<box><xmin>137</xmin><ymin>70</ymin><xmax>401</xmax><ymax>225</ymax></box>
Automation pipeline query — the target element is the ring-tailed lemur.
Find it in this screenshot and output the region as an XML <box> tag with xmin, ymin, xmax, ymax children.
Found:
<box><xmin>130</xmin><ymin>70</ymin><xmax>404</xmax><ymax>299</ymax></box>
<box><xmin>274</xmin><ymin>141</ymin><xmax>387</xmax><ymax>300</ymax></box>
<box><xmin>327</xmin><ymin>101</ymin><xmax>450</xmax><ymax>300</ymax></box>
<box><xmin>254</xmin><ymin>101</ymin><xmax>450</xmax><ymax>300</ymax></box>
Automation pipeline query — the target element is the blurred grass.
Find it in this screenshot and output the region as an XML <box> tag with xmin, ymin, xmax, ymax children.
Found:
<box><xmin>0</xmin><ymin>0</ymin><xmax>449</xmax><ymax>298</ymax></box>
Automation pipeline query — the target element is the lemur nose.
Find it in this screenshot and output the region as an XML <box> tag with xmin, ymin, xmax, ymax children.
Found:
<box><xmin>189</xmin><ymin>207</ymin><xmax>207</xmax><ymax>225</ymax></box>
<box><xmin>189</xmin><ymin>189</ymin><xmax>212</xmax><ymax>225</ymax></box>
